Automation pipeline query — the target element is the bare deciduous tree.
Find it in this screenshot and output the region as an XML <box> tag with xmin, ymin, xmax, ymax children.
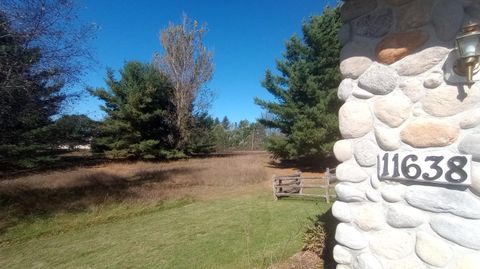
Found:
<box><xmin>155</xmin><ymin>14</ymin><xmax>214</xmax><ymax>148</ymax></box>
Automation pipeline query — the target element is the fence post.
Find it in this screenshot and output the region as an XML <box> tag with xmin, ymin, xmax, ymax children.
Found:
<box><xmin>325</xmin><ymin>168</ymin><xmax>330</xmax><ymax>203</ymax></box>
<box><xmin>272</xmin><ymin>175</ymin><xmax>278</xmax><ymax>200</ymax></box>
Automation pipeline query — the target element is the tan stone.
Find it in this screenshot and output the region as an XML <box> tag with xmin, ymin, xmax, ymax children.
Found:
<box><xmin>376</xmin><ymin>31</ymin><xmax>428</xmax><ymax>64</ymax></box>
<box><xmin>422</xmin><ymin>85</ymin><xmax>480</xmax><ymax>117</ymax></box>
<box><xmin>374</xmin><ymin>92</ymin><xmax>412</xmax><ymax>127</ymax></box>
<box><xmin>400</xmin><ymin>119</ymin><xmax>459</xmax><ymax>148</ymax></box>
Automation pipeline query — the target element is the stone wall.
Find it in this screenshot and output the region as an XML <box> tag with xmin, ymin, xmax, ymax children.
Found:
<box><xmin>333</xmin><ymin>0</ymin><xmax>480</xmax><ymax>268</ymax></box>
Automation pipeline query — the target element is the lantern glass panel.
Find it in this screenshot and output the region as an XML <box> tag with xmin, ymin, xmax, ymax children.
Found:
<box><xmin>457</xmin><ymin>33</ymin><xmax>480</xmax><ymax>58</ymax></box>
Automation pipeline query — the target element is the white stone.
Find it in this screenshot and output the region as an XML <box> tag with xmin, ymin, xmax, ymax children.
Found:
<box><xmin>336</xmin><ymin>184</ymin><xmax>367</xmax><ymax>202</ymax></box>
<box><xmin>370</xmin><ymin>229</ymin><xmax>414</xmax><ymax>260</ymax></box>
<box><xmin>351</xmin><ymin>203</ymin><xmax>385</xmax><ymax>231</ymax></box>
<box><xmin>335</xmin><ymin>223</ymin><xmax>368</xmax><ymax>250</ymax></box>
<box><xmin>431</xmin><ymin>215</ymin><xmax>480</xmax><ymax>250</ymax></box>
<box><xmin>415</xmin><ymin>231</ymin><xmax>452</xmax><ymax>267</ymax></box>
<box><xmin>339</xmin><ymin>101</ymin><xmax>373</xmax><ymax>139</ymax></box>
<box><xmin>395</xmin><ymin>47</ymin><xmax>450</xmax><ymax>76</ymax></box>
<box><xmin>459</xmin><ymin>134</ymin><xmax>480</xmax><ymax>162</ymax></box>
<box><xmin>454</xmin><ymin>254</ymin><xmax>480</xmax><ymax>269</ymax></box>
<box><xmin>352</xmin><ymin>253</ymin><xmax>382</xmax><ymax>269</ymax></box>
<box><xmin>405</xmin><ymin>185</ymin><xmax>480</xmax><ymax>219</ymax></box>
<box><xmin>399</xmin><ymin>79</ymin><xmax>425</xmax><ymax>103</ymax></box>
<box><xmin>386</xmin><ymin>203</ymin><xmax>425</xmax><ymax>228</ymax></box>
<box><xmin>366</xmin><ymin>189</ymin><xmax>382</xmax><ymax>202</ymax></box>
<box><xmin>353</xmin><ymin>140</ymin><xmax>377</xmax><ymax>167</ymax></box>
<box><xmin>471</xmin><ymin>162</ymin><xmax>480</xmax><ymax>194</ymax></box>
<box><xmin>381</xmin><ymin>184</ymin><xmax>405</xmax><ymax>203</ymax></box>
<box><xmin>460</xmin><ymin>109</ymin><xmax>480</xmax><ymax>129</ymax></box>
<box><xmin>340</xmin><ymin>40</ymin><xmax>374</xmax><ymax>79</ymax></box>
<box><xmin>389</xmin><ymin>258</ymin><xmax>426</xmax><ymax>269</ymax></box>
<box><xmin>423</xmin><ymin>71</ymin><xmax>443</xmax><ymax>89</ymax></box>
<box><xmin>336</xmin><ymin>162</ymin><xmax>369</xmax><ymax>183</ymax></box>
<box><xmin>432</xmin><ymin>0</ymin><xmax>464</xmax><ymax>41</ymax></box>
<box><xmin>422</xmin><ymin>85</ymin><xmax>480</xmax><ymax>117</ymax></box>
<box><xmin>371</xmin><ymin>174</ymin><xmax>381</xmax><ymax>189</ymax></box>
<box><xmin>333</xmin><ymin>245</ymin><xmax>352</xmax><ymax>264</ymax></box>
<box><xmin>338</xmin><ymin>79</ymin><xmax>354</xmax><ymax>101</ymax></box>
<box><xmin>374</xmin><ymin>92</ymin><xmax>411</xmax><ymax>127</ymax></box>
<box><xmin>374</xmin><ymin>126</ymin><xmax>400</xmax><ymax>151</ymax></box>
<box><xmin>332</xmin><ymin>201</ymin><xmax>352</xmax><ymax>223</ymax></box>
<box><xmin>358</xmin><ymin>63</ymin><xmax>398</xmax><ymax>95</ymax></box>
<box><xmin>352</xmin><ymin>88</ymin><xmax>374</xmax><ymax>99</ymax></box>
<box><xmin>334</xmin><ymin>140</ymin><xmax>353</xmax><ymax>162</ymax></box>
<box><xmin>337</xmin><ymin>265</ymin><xmax>350</xmax><ymax>269</ymax></box>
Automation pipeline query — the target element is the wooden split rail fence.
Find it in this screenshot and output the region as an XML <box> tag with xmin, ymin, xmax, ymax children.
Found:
<box><xmin>272</xmin><ymin>168</ymin><xmax>337</xmax><ymax>203</ymax></box>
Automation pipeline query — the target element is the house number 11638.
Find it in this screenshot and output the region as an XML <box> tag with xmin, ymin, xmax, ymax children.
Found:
<box><xmin>377</xmin><ymin>151</ymin><xmax>472</xmax><ymax>186</ymax></box>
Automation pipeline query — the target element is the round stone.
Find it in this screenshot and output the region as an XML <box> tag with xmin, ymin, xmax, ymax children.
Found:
<box><xmin>353</xmin><ymin>139</ymin><xmax>377</xmax><ymax>167</ymax></box>
<box><xmin>352</xmin><ymin>253</ymin><xmax>382</xmax><ymax>269</ymax></box>
<box><xmin>334</xmin><ymin>139</ymin><xmax>353</xmax><ymax>162</ymax></box>
<box><xmin>333</xmin><ymin>245</ymin><xmax>352</xmax><ymax>264</ymax></box>
<box><xmin>370</xmin><ymin>229</ymin><xmax>414</xmax><ymax>260</ymax></box>
<box><xmin>386</xmin><ymin>204</ymin><xmax>425</xmax><ymax>228</ymax></box>
<box><xmin>459</xmin><ymin>109</ymin><xmax>480</xmax><ymax>129</ymax></box>
<box><xmin>458</xmin><ymin>134</ymin><xmax>480</xmax><ymax>161</ymax></box>
<box><xmin>422</xmin><ymin>85</ymin><xmax>480</xmax><ymax>117</ymax></box>
<box><xmin>376</xmin><ymin>31</ymin><xmax>428</xmax><ymax>65</ymax></box>
<box><xmin>338</xmin><ymin>78</ymin><xmax>354</xmax><ymax>101</ymax></box>
<box><xmin>341</xmin><ymin>0</ymin><xmax>378</xmax><ymax>22</ymax></box>
<box><xmin>395</xmin><ymin>47</ymin><xmax>450</xmax><ymax>76</ymax></box>
<box><xmin>336</xmin><ymin>183</ymin><xmax>367</xmax><ymax>202</ymax></box>
<box><xmin>351</xmin><ymin>203</ymin><xmax>386</xmax><ymax>231</ymax></box>
<box><xmin>381</xmin><ymin>184</ymin><xmax>405</xmax><ymax>203</ymax></box>
<box><xmin>358</xmin><ymin>63</ymin><xmax>398</xmax><ymax>95</ymax></box>
<box><xmin>332</xmin><ymin>201</ymin><xmax>352</xmax><ymax>223</ymax></box>
<box><xmin>415</xmin><ymin>231</ymin><xmax>452</xmax><ymax>267</ymax></box>
<box><xmin>454</xmin><ymin>255</ymin><xmax>480</xmax><ymax>269</ymax></box>
<box><xmin>352</xmin><ymin>88</ymin><xmax>374</xmax><ymax>99</ymax></box>
<box><xmin>339</xmin><ymin>101</ymin><xmax>373</xmax><ymax>139</ymax></box>
<box><xmin>366</xmin><ymin>189</ymin><xmax>382</xmax><ymax>202</ymax></box>
<box><xmin>432</xmin><ymin>0</ymin><xmax>464</xmax><ymax>41</ymax></box>
<box><xmin>336</xmin><ymin>162</ymin><xmax>369</xmax><ymax>183</ymax></box>
<box><xmin>431</xmin><ymin>215</ymin><xmax>480</xmax><ymax>250</ymax></box>
<box><xmin>396</xmin><ymin>0</ymin><xmax>433</xmax><ymax>31</ymax></box>
<box><xmin>340</xmin><ymin>40</ymin><xmax>374</xmax><ymax>79</ymax></box>
<box><xmin>374</xmin><ymin>92</ymin><xmax>411</xmax><ymax>127</ymax></box>
<box><xmin>335</xmin><ymin>223</ymin><xmax>368</xmax><ymax>250</ymax></box>
<box><xmin>423</xmin><ymin>71</ymin><xmax>443</xmax><ymax>89</ymax></box>
<box><xmin>374</xmin><ymin>126</ymin><xmax>401</xmax><ymax>151</ymax></box>
<box><xmin>470</xmin><ymin>162</ymin><xmax>480</xmax><ymax>194</ymax></box>
<box><xmin>399</xmin><ymin>79</ymin><xmax>425</xmax><ymax>102</ymax></box>
<box><xmin>389</xmin><ymin>258</ymin><xmax>426</xmax><ymax>269</ymax></box>
<box><xmin>400</xmin><ymin>118</ymin><xmax>459</xmax><ymax>148</ymax></box>
<box><xmin>352</xmin><ymin>8</ymin><xmax>393</xmax><ymax>38</ymax></box>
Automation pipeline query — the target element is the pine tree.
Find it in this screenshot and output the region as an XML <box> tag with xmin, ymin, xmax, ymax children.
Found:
<box><xmin>89</xmin><ymin>61</ymin><xmax>183</xmax><ymax>159</ymax></box>
<box><xmin>255</xmin><ymin>7</ymin><xmax>342</xmax><ymax>160</ymax></box>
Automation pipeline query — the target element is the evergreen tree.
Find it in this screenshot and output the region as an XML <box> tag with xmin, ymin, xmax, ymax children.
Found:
<box><xmin>255</xmin><ymin>7</ymin><xmax>342</xmax><ymax>160</ymax></box>
<box><xmin>89</xmin><ymin>61</ymin><xmax>182</xmax><ymax>159</ymax></box>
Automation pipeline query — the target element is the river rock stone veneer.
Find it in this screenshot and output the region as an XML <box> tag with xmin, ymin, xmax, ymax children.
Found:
<box><xmin>333</xmin><ymin>0</ymin><xmax>480</xmax><ymax>268</ymax></box>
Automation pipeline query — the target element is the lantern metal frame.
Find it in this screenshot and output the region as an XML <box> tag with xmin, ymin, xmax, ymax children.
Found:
<box><xmin>453</xmin><ymin>22</ymin><xmax>480</xmax><ymax>85</ymax></box>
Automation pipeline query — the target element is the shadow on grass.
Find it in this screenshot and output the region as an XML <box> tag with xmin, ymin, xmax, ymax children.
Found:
<box><xmin>267</xmin><ymin>155</ymin><xmax>338</xmax><ymax>173</ymax></box>
<box><xmin>0</xmin><ymin>166</ymin><xmax>202</xmax><ymax>232</ymax></box>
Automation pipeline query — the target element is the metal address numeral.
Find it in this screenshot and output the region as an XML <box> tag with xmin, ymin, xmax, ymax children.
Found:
<box><xmin>422</xmin><ymin>156</ymin><xmax>444</xmax><ymax>181</ymax></box>
<box><xmin>445</xmin><ymin>156</ymin><xmax>468</xmax><ymax>183</ymax></box>
<box><xmin>401</xmin><ymin>154</ymin><xmax>421</xmax><ymax>179</ymax></box>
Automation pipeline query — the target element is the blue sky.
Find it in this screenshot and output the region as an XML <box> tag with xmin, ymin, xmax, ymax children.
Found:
<box><xmin>70</xmin><ymin>0</ymin><xmax>337</xmax><ymax>123</ymax></box>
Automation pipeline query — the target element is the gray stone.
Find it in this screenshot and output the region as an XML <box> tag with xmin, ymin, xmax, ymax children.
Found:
<box><xmin>460</xmin><ymin>109</ymin><xmax>480</xmax><ymax>129</ymax></box>
<box><xmin>374</xmin><ymin>126</ymin><xmax>401</xmax><ymax>151</ymax></box>
<box><xmin>352</xmin><ymin>253</ymin><xmax>382</xmax><ymax>269</ymax></box>
<box><xmin>370</xmin><ymin>229</ymin><xmax>414</xmax><ymax>259</ymax></box>
<box><xmin>338</xmin><ymin>79</ymin><xmax>354</xmax><ymax>101</ymax></box>
<box><xmin>459</xmin><ymin>134</ymin><xmax>480</xmax><ymax>162</ymax></box>
<box><xmin>339</xmin><ymin>101</ymin><xmax>373</xmax><ymax>139</ymax></box>
<box><xmin>465</xmin><ymin>2</ymin><xmax>480</xmax><ymax>21</ymax></box>
<box><xmin>396</xmin><ymin>0</ymin><xmax>433</xmax><ymax>31</ymax></box>
<box><xmin>374</xmin><ymin>92</ymin><xmax>411</xmax><ymax>127</ymax></box>
<box><xmin>405</xmin><ymin>185</ymin><xmax>480</xmax><ymax>219</ymax></box>
<box><xmin>386</xmin><ymin>204</ymin><xmax>425</xmax><ymax>228</ymax></box>
<box><xmin>334</xmin><ymin>139</ymin><xmax>353</xmax><ymax>162</ymax></box>
<box><xmin>352</xmin><ymin>88</ymin><xmax>374</xmax><ymax>99</ymax></box>
<box><xmin>335</xmin><ymin>223</ymin><xmax>368</xmax><ymax>250</ymax></box>
<box><xmin>433</xmin><ymin>0</ymin><xmax>464</xmax><ymax>41</ymax></box>
<box><xmin>358</xmin><ymin>63</ymin><xmax>398</xmax><ymax>95</ymax></box>
<box><xmin>422</xmin><ymin>85</ymin><xmax>480</xmax><ymax>117</ymax></box>
<box><xmin>423</xmin><ymin>71</ymin><xmax>443</xmax><ymax>89</ymax></box>
<box><xmin>336</xmin><ymin>183</ymin><xmax>366</xmax><ymax>202</ymax></box>
<box><xmin>395</xmin><ymin>47</ymin><xmax>450</xmax><ymax>76</ymax></box>
<box><xmin>415</xmin><ymin>231</ymin><xmax>453</xmax><ymax>267</ymax></box>
<box><xmin>366</xmin><ymin>189</ymin><xmax>382</xmax><ymax>202</ymax></box>
<box><xmin>381</xmin><ymin>184</ymin><xmax>405</xmax><ymax>203</ymax></box>
<box><xmin>332</xmin><ymin>201</ymin><xmax>352</xmax><ymax>223</ymax></box>
<box><xmin>340</xmin><ymin>40</ymin><xmax>374</xmax><ymax>79</ymax></box>
<box><xmin>336</xmin><ymin>162</ymin><xmax>369</xmax><ymax>183</ymax></box>
<box><xmin>353</xmin><ymin>140</ymin><xmax>377</xmax><ymax>167</ymax></box>
<box><xmin>399</xmin><ymin>79</ymin><xmax>425</xmax><ymax>102</ymax></box>
<box><xmin>351</xmin><ymin>203</ymin><xmax>385</xmax><ymax>231</ymax></box>
<box><xmin>431</xmin><ymin>215</ymin><xmax>480</xmax><ymax>250</ymax></box>
<box><xmin>385</xmin><ymin>0</ymin><xmax>413</xmax><ymax>6</ymax></box>
<box><xmin>333</xmin><ymin>245</ymin><xmax>352</xmax><ymax>264</ymax></box>
<box><xmin>352</xmin><ymin>8</ymin><xmax>393</xmax><ymax>38</ymax></box>
<box><xmin>341</xmin><ymin>0</ymin><xmax>378</xmax><ymax>22</ymax></box>
<box><xmin>339</xmin><ymin>23</ymin><xmax>351</xmax><ymax>46</ymax></box>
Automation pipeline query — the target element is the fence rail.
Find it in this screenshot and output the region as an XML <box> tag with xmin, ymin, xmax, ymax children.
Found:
<box><xmin>272</xmin><ymin>168</ymin><xmax>337</xmax><ymax>203</ymax></box>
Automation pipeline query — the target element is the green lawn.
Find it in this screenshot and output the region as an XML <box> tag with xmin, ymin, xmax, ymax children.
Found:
<box><xmin>0</xmin><ymin>194</ymin><xmax>329</xmax><ymax>269</ymax></box>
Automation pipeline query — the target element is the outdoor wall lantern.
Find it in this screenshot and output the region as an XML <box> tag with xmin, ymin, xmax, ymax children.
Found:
<box><xmin>454</xmin><ymin>22</ymin><xmax>480</xmax><ymax>86</ymax></box>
